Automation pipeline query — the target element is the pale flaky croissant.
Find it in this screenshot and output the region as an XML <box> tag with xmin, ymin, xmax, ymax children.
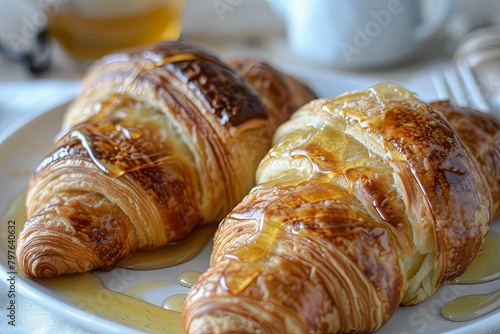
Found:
<box><xmin>16</xmin><ymin>41</ymin><xmax>316</xmax><ymax>278</ymax></box>
<box><xmin>183</xmin><ymin>83</ymin><xmax>500</xmax><ymax>333</ymax></box>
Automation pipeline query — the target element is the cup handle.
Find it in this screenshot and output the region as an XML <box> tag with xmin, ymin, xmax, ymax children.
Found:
<box><xmin>413</xmin><ymin>0</ymin><xmax>452</xmax><ymax>44</ymax></box>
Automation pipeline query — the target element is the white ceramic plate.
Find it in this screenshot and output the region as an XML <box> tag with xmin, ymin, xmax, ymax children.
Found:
<box><xmin>0</xmin><ymin>71</ymin><xmax>499</xmax><ymax>334</ymax></box>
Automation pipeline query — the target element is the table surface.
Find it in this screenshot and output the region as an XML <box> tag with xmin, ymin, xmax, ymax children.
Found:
<box><xmin>0</xmin><ymin>1</ymin><xmax>494</xmax><ymax>333</ymax></box>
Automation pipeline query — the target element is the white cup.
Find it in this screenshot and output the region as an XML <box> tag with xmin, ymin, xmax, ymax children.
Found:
<box><xmin>270</xmin><ymin>0</ymin><xmax>451</xmax><ymax>70</ymax></box>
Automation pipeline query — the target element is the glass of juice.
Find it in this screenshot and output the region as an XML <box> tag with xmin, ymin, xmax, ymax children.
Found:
<box><xmin>41</xmin><ymin>0</ymin><xmax>185</xmax><ymax>61</ymax></box>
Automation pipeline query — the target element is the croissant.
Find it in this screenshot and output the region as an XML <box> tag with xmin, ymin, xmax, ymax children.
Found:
<box><xmin>429</xmin><ymin>101</ymin><xmax>500</xmax><ymax>220</ymax></box>
<box><xmin>16</xmin><ymin>41</ymin><xmax>316</xmax><ymax>279</ymax></box>
<box><xmin>183</xmin><ymin>83</ymin><xmax>500</xmax><ymax>333</ymax></box>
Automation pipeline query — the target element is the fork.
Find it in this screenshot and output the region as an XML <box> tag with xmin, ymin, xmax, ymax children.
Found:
<box><xmin>431</xmin><ymin>24</ymin><xmax>500</xmax><ymax>117</ymax></box>
<box><xmin>431</xmin><ymin>59</ymin><xmax>493</xmax><ymax>114</ymax></box>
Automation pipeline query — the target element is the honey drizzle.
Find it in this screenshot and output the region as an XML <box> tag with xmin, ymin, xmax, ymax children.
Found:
<box><xmin>176</xmin><ymin>270</ymin><xmax>202</xmax><ymax>288</ymax></box>
<box><xmin>57</xmin><ymin>116</ymin><xmax>179</xmax><ymax>178</ymax></box>
<box><xmin>93</xmin><ymin>92</ymin><xmax>131</xmax><ymax>119</ymax></box>
<box><xmin>441</xmin><ymin>230</ymin><xmax>500</xmax><ymax>322</ymax></box>
<box><xmin>162</xmin><ymin>294</ymin><xmax>188</xmax><ymax>312</ymax></box>
<box><xmin>116</xmin><ymin>226</ymin><xmax>215</xmax><ymax>270</ymax></box>
<box><xmin>220</xmin><ymin>184</ymin><xmax>343</xmax><ymax>295</ymax></box>
<box><xmin>154</xmin><ymin>52</ymin><xmax>210</xmax><ymax>67</ymax></box>
<box><xmin>451</xmin><ymin>230</ymin><xmax>500</xmax><ymax>284</ymax></box>
<box><xmin>220</xmin><ymin>195</ymin><xmax>290</xmax><ymax>295</ymax></box>
<box><xmin>441</xmin><ymin>288</ymin><xmax>500</xmax><ymax>322</ymax></box>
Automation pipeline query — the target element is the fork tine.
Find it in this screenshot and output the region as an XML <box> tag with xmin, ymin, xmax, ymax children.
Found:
<box><xmin>431</xmin><ymin>71</ymin><xmax>450</xmax><ymax>101</ymax></box>
<box><xmin>455</xmin><ymin>59</ymin><xmax>492</xmax><ymax>113</ymax></box>
<box><xmin>431</xmin><ymin>64</ymin><xmax>492</xmax><ymax>113</ymax></box>
<box><xmin>443</xmin><ymin>67</ymin><xmax>470</xmax><ymax>107</ymax></box>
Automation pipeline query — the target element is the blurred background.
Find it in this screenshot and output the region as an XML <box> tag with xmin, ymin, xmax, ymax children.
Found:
<box><xmin>0</xmin><ymin>0</ymin><xmax>499</xmax><ymax>77</ymax></box>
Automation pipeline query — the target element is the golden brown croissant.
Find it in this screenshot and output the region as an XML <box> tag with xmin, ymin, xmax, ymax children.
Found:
<box><xmin>16</xmin><ymin>41</ymin><xmax>316</xmax><ymax>278</ymax></box>
<box><xmin>429</xmin><ymin>101</ymin><xmax>500</xmax><ymax>220</ymax></box>
<box><xmin>183</xmin><ymin>83</ymin><xmax>499</xmax><ymax>333</ymax></box>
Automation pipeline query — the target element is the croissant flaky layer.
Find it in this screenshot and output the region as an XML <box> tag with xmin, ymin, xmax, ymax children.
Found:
<box><xmin>16</xmin><ymin>41</ymin><xmax>316</xmax><ymax>278</ymax></box>
<box><xmin>183</xmin><ymin>83</ymin><xmax>499</xmax><ymax>333</ymax></box>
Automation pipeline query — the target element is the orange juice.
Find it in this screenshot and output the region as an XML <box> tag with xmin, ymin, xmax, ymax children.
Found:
<box><xmin>45</xmin><ymin>0</ymin><xmax>185</xmax><ymax>60</ymax></box>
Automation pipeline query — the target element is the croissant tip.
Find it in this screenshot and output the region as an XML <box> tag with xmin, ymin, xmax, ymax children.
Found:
<box><xmin>20</xmin><ymin>253</ymin><xmax>75</xmax><ymax>278</ymax></box>
<box><xmin>17</xmin><ymin>230</ymin><xmax>96</xmax><ymax>278</ymax></box>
